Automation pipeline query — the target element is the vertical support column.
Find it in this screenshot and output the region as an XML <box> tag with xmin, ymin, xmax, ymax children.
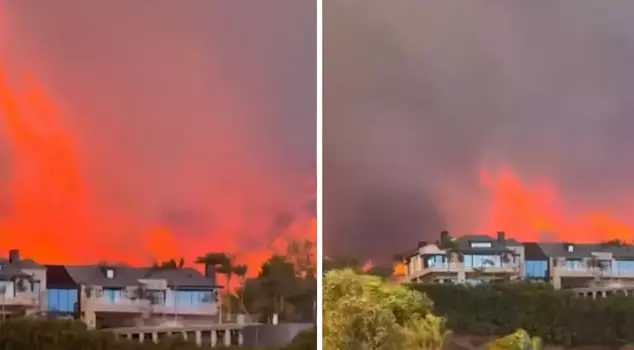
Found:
<box><xmin>139</xmin><ymin>333</ymin><xmax>144</xmax><ymax>343</ymax></box>
<box><xmin>238</xmin><ymin>329</ymin><xmax>244</xmax><ymax>346</ymax></box>
<box><xmin>181</xmin><ymin>331</ymin><xmax>187</xmax><ymax>341</ymax></box>
<box><xmin>195</xmin><ymin>330</ymin><xmax>202</xmax><ymax>346</ymax></box>
<box><xmin>152</xmin><ymin>332</ymin><xmax>158</xmax><ymax>343</ymax></box>
<box><xmin>224</xmin><ymin>329</ymin><xmax>231</xmax><ymax>346</ymax></box>
<box><xmin>211</xmin><ymin>329</ymin><xmax>217</xmax><ymax>347</ymax></box>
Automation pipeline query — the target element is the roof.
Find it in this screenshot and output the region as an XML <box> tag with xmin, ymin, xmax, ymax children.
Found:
<box><xmin>523</xmin><ymin>242</ymin><xmax>549</xmax><ymax>260</ymax></box>
<box><xmin>0</xmin><ymin>257</ymin><xmax>43</xmax><ymax>269</ymax></box>
<box><xmin>454</xmin><ymin>234</ymin><xmax>519</xmax><ymax>252</ymax></box>
<box><xmin>143</xmin><ymin>267</ymin><xmax>219</xmax><ymax>288</ymax></box>
<box><xmin>0</xmin><ymin>261</ymin><xmax>32</xmax><ymax>280</ymax></box>
<box><xmin>46</xmin><ymin>265</ymin><xmax>78</xmax><ymax>287</ymax></box>
<box><xmin>537</xmin><ymin>242</ymin><xmax>634</xmax><ymax>259</ymax></box>
<box><xmin>50</xmin><ymin>265</ymin><xmax>220</xmax><ymax>289</ymax></box>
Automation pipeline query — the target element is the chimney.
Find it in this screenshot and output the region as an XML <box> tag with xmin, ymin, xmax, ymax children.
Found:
<box><xmin>497</xmin><ymin>231</ymin><xmax>506</xmax><ymax>242</ymax></box>
<box><xmin>8</xmin><ymin>249</ymin><xmax>19</xmax><ymax>264</ymax></box>
<box><xmin>205</xmin><ymin>264</ymin><xmax>217</xmax><ymax>286</ymax></box>
<box><xmin>440</xmin><ymin>231</ymin><xmax>450</xmax><ymax>244</ymax></box>
<box><xmin>417</xmin><ymin>241</ymin><xmax>427</xmax><ymax>248</ymax></box>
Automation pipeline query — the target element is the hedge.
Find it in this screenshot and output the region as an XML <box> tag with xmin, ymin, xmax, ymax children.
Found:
<box><xmin>0</xmin><ymin>318</ymin><xmax>316</xmax><ymax>350</ymax></box>
<box><xmin>412</xmin><ymin>282</ymin><xmax>634</xmax><ymax>347</ymax></box>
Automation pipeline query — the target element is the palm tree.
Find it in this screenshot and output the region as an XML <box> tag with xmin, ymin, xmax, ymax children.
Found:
<box><xmin>195</xmin><ymin>252</ymin><xmax>232</xmax><ymax>322</ymax></box>
<box><xmin>233</xmin><ymin>264</ymin><xmax>249</xmax><ymax>315</ymax></box>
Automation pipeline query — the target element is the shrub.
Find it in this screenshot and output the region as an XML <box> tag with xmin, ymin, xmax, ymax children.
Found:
<box><xmin>324</xmin><ymin>269</ymin><xmax>449</xmax><ymax>350</ymax></box>
<box><xmin>412</xmin><ymin>282</ymin><xmax>634</xmax><ymax>347</ymax></box>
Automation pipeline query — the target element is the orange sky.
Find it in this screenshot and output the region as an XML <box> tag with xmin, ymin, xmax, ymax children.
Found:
<box><xmin>0</xmin><ymin>2</ymin><xmax>316</xmax><ymax>278</ymax></box>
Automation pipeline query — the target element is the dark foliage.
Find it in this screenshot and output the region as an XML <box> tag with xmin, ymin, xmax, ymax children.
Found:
<box><xmin>412</xmin><ymin>282</ymin><xmax>634</xmax><ymax>347</ymax></box>
<box><xmin>0</xmin><ymin>319</ymin><xmax>314</xmax><ymax>350</ymax></box>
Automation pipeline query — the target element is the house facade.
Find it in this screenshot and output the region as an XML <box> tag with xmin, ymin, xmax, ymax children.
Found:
<box><xmin>46</xmin><ymin>264</ymin><xmax>222</xmax><ymax>329</ymax></box>
<box><xmin>404</xmin><ymin>231</ymin><xmax>524</xmax><ymax>284</ymax></box>
<box><xmin>524</xmin><ymin>241</ymin><xmax>634</xmax><ymax>289</ymax></box>
<box><xmin>0</xmin><ymin>249</ymin><xmax>47</xmax><ymax>317</ymax></box>
<box><xmin>403</xmin><ymin>233</ymin><xmax>634</xmax><ymax>290</ymax></box>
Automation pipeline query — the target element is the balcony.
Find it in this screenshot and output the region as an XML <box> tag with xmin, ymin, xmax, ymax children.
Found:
<box><xmin>554</xmin><ymin>266</ymin><xmax>634</xmax><ymax>279</ymax></box>
<box><xmin>152</xmin><ymin>302</ymin><xmax>218</xmax><ymax>316</ymax></box>
<box><xmin>85</xmin><ymin>297</ymin><xmax>151</xmax><ymax>313</ymax></box>
<box><xmin>0</xmin><ymin>293</ymin><xmax>39</xmax><ymax>307</ymax></box>
<box><xmin>407</xmin><ymin>262</ymin><xmax>520</xmax><ymax>279</ymax></box>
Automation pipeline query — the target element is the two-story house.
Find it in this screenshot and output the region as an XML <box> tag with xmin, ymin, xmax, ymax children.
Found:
<box><xmin>523</xmin><ymin>241</ymin><xmax>634</xmax><ymax>289</ymax></box>
<box><xmin>46</xmin><ymin>263</ymin><xmax>221</xmax><ymax>329</ymax></box>
<box><xmin>0</xmin><ymin>249</ymin><xmax>47</xmax><ymax>317</ymax></box>
<box><xmin>404</xmin><ymin>231</ymin><xmax>524</xmax><ymax>284</ymax></box>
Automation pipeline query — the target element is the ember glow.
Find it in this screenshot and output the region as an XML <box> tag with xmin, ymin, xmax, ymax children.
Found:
<box><xmin>0</xmin><ymin>1</ymin><xmax>316</xmax><ymax>277</ymax></box>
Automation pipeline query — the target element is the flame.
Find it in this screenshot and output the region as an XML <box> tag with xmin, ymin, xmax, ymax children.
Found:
<box><xmin>0</xmin><ymin>67</ymin><xmax>315</xmax><ymax>278</ymax></box>
<box><xmin>392</xmin><ymin>262</ymin><xmax>406</xmax><ymax>276</ymax></box>
<box><xmin>479</xmin><ymin>165</ymin><xmax>634</xmax><ymax>243</ymax></box>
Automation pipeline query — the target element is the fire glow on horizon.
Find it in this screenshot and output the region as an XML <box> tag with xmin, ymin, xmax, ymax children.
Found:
<box><xmin>0</xmin><ymin>68</ymin><xmax>316</xmax><ymax>277</ymax></box>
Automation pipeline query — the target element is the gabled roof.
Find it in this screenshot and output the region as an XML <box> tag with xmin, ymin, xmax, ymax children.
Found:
<box><xmin>47</xmin><ymin>264</ymin><xmax>221</xmax><ymax>289</ymax></box>
<box><xmin>454</xmin><ymin>234</ymin><xmax>519</xmax><ymax>253</ymax></box>
<box><xmin>537</xmin><ymin>242</ymin><xmax>634</xmax><ymax>259</ymax></box>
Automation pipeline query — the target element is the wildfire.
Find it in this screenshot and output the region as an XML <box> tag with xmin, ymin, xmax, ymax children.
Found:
<box><xmin>479</xmin><ymin>165</ymin><xmax>634</xmax><ymax>243</ymax></box>
<box><xmin>392</xmin><ymin>262</ymin><xmax>406</xmax><ymax>276</ymax></box>
<box><xmin>0</xmin><ymin>67</ymin><xmax>315</xmax><ymax>278</ymax></box>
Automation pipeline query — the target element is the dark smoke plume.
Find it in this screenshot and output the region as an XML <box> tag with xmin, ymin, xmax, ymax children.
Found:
<box><xmin>324</xmin><ymin>0</ymin><xmax>634</xmax><ymax>262</ymax></box>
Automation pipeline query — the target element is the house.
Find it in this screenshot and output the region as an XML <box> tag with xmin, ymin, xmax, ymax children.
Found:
<box><xmin>524</xmin><ymin>241</ymin><xmax>634</xmax><ymax>289</ymax></box>
<box><xmin>0</xmin><ymin>249</ymin><xmax>47</xmax><ymax>317</ymax></box>
<box><xmin>46</xmin><ymin>263</ymin><xmax>222</xmax><ymax>329</ymax></box>
<box><xmin>403</xmin><ymin>231</ymin><xmax>524</xmax><ymax>284</ymax></box>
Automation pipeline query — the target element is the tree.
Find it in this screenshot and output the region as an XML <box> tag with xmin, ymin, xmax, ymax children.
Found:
<box><xmin>323</xmin><ymin>268</ymin><xmax>449</xmax><ymax>350</ymax></box>
<box><xmin>259</xmin><ymin>255</ymin><xmax>298</xmax><ymax>322</ymax></box>
<box><xmin>151</xmin><ymin>258</ymin><xmax>185</xmax><ymax>269</ymax></box>
<box><xmin>286</xmin><ymin>239</ymin><xmax>315</xmax><ymax>277</ymax></box>
<box><xmin>233</xmin><ymin>264</ymin><xmax>249</xmax><ymax>314</ymax></box>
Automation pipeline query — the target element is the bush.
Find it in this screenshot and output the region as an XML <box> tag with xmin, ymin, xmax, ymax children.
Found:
<box><xmin>412</xmin><ymin>282</ymin><xmax>634</xmax><ymax>347</ymax></box>
<box><xmin>0</xmin><ymin>318</ymin><xmax>314</xmax><ymax>350</ymax></box>
<box><xmin>324</xmin><ymin>269</ymin><xmax>449</xmax><ymax>350</ymax></box>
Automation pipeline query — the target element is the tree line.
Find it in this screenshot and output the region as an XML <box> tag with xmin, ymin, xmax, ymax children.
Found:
<box><xmin>154</xmin><ymin>240</ymin><xmax>316</xmax><ymax>324</ymax></box>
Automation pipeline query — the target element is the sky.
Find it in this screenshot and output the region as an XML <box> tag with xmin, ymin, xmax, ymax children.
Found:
<box><xmin>0</xmin><ymin>1</ymin><xmax>315</xmax><ymax>272</ymax></box>
<box><xmin>324</xmin><ymin>0</ymin><xmax>634</xmax><ymax>261</ymax></box>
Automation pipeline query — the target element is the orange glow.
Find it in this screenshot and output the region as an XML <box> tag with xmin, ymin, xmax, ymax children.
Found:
<box><xmin>479</xmin><ymin>165</ymin><xmax>634</xmax><ymax>243</ymax></box>
<box><xmin>361</xmin><ymin>259</ymin><xmax>373</xmax><ymax>272</ymax></box>
<box><xmin>0</xmin><ymin>67</ymin><xmax>315</xmax><ymax>280</ymax></box>
<box><xmin>392</xmin><ymin>262</ymin><xmax>406</xmax><ymax>276</ymax></box>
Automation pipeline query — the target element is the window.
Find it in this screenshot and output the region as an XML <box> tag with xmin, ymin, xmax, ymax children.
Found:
<box><xmin>463</xmin><ymin>254</ymin><xmax>502</xmax><ymax>268</ymax></box>
<box><xmin>166</xmin><ymin>290</ymin><xmax>214</xmax><ymax>307</ymax></box>
<box><xmin>424</xmin><ymin>255</ymin><xmax>447</xmax><ymax>268</ymax></box>
<box><xmin>566</xmin><ymin>259</ymin><xmax>583</xmax><ymax>270</ymax></box>
<box><xmin>524</xmin><ymin>260</ymin><xmax>548</xmax><ymax>278</ymax></box>
<box><xmin>103</xmin><ymin>288</ymin><xmax>123</xmax><ymax>303</ymax></box>
<box><xmin>106</xmin><ymin>269</ymin><xmax>115</xmax><ymax>279</ymax></box>
<box><xmin>566</xmin><ymin>244</ymin><xmax>574</xmax><ymax>252</ymax></box>
<box><xmin>470</xmin><ymin>242</ymin><xmax>492</xmax><ymax>248</ymax></box>
<box><xmin>46</xmin><ymin>288</ymin><xmax>78</xmax><ymax>313</ymax></box>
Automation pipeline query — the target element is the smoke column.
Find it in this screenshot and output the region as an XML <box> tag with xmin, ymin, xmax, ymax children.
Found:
<box><xmin>0</xmin><ymin>1</ymin><xmax>316</xmax><ymax>274</ymax></box>
<box><xmin>325</xmin><ymin>0</ymin><xmax>634</xmax><ymax>262</ymax></box>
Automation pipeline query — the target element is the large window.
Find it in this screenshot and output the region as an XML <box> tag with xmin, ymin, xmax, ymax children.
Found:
<box><xmin>464</xmin><ymin>254</ymin><xmax>502</xmax><ymax>268</ymax></box>
<box><xmin>565</xmin><ymin>259</ymin><xmax>584</xmax><ymax>270</ymax></box>
<box><xmin>424</xmin><ymin>255</ymin><xmax>447</xmax><ymax>268</ymax></box>
<box><xmin>524</xmin><ymin>260</ymin><xmax>548</xmax><ymax>279</ymax></box>
<box><xmin>166</xmin><ymin>290</ymin><xmax>214</xmax><ymax>307</ymax></box>
<box><xmin>614</xmin><ymin>260</ymin><xmax>634</xmax><ymax>274</ymax></box>
<box><xmin>103</xmin><ymin>288</ymin><xmax>124</xmax><ymax>304</ymax></box>
<box><xmin>47</xmin><ymin>288</ymin><xmax>78</xmax><ymax>313</ymax></box>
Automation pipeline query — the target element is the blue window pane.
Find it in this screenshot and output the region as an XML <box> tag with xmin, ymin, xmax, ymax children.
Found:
<box><xmin>524</xmin><ymin>260</ymin><xmax>547</xmax><ymax>278</ymax></box>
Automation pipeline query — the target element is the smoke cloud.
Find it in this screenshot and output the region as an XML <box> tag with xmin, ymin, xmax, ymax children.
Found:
<box><xmin>0</xmin><ymin>1</ymin><xmax>315</xmax><ymax>272</ymax></box>
<box><xmin>324</xmin><ymin>0</ymin><xmax>634</xmax><ymax>261</ymax></box>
